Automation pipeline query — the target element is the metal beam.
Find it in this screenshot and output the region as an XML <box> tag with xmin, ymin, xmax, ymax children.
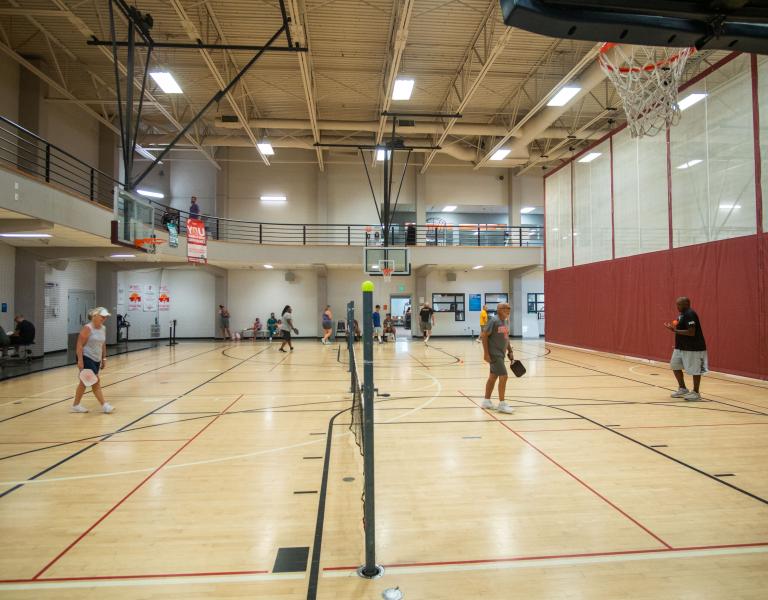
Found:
<box><xmin>420</xmin><ymin>0</ymin><xmax>511</xmax><ymax>173</ymax></box>
<box><xmin>167</xmin><ymin>0</ymin><xmax>270</xmax><ymax>166</ymax></box>
<box><xmin>285</xmin><ymin>0</ymin><xmax>325</xmax><ymax>170</ymax></box>
<box><xmin>374</xmin><ymin>0</ymin><xmax>415</xmax><ymax>147</ymax></box>
<box><xmin>87</xmin><ymin>39</ymin><xmax>308</xmax><ymax>51</ymax></box>
<box><xmin>0</xmin><ymin>9</ymin><xmax>67</xmax><ymax>17</ymax></box>
<box><xmin>47</xmin><ymin>0</ymin><xmax>220</xmax><ymax>170</ymax></box>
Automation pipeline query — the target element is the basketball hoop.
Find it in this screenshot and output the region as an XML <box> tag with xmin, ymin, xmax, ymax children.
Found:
<box><xmin>379</xmin><ymin>259</ymin><xmax>395</xmax><ymax>283</ymax></box>
<box><xmin>598</xmin><ymin>43</ymin><xmax>695</xmax><ymax>138</ymax></box>
<box><xmin>134</xmin><ymin>237</ymin><xmax>165</xmax><ymax>254</ymax></box>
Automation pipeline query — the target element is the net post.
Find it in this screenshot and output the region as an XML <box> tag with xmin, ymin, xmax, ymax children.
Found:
<box><xmin>347</xmin><ymin>300</ymin><xmax>354</xmax><ymax>384</ymax></box>
<box><xmin>359</xmin><ymin>282</ymin><xmax>381</xmax><ymax>578</ymax></box>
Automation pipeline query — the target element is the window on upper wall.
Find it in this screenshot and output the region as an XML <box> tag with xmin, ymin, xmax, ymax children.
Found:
<box><xmin>527</xmin><ymin>293</ymin><xmax>544</xmax><ymax>319</ymax></box>
<box><xmin>670</xmin><ymin>54</ymin><xmax>756</xmax><ymax>247</ymax></box>
<box><xmin>484</xmin><ymin>293</ymin><xmax>508</xmax><ymax>316</ymax></box>
<box><xmin>432</xmin><ymin>293</ymin><xmax>465</xmax><ymax>321</ymax></box>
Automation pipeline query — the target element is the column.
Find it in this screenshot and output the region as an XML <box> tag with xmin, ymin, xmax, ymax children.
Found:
<box><xmin>97</xmin><ymin>124</ymin><xmax>118</xmax><ymax>207</ymax></box>
<box><xmin>97</xmin><ymin>263</ymin><xmax>119</xmax><ymax>345</ymax></box>
<box><xmin>317</xmin><ymin>267</ymin><xmax>328</xmax><ymax>339</ymax></box>
<box><xmin>317</xmin><ymin>169</ymin><xmax>328</xmax><ymax>224</ymax></box>
<box><xmin>14</xmin><ymin>249</ymin><xmax>45</xmax><ymax>357</ymax></box>
<box><xmin>17</xmin><ymin>59</ymin><xmax>43</xmax><ymax>175</ymax></box>
<box><xmin>415</xmin><ymin>171</ymin><xmax>426</xmax><ymax>245</ymax></box>
<box><xmin>508</xmin><ymin>171</ymin><xmax>522</xmax><ymax>227</ymax></box>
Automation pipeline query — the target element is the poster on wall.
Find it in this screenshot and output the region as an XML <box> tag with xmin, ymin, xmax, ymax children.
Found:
<box><xmin>127</xmin><ymin>284</ymin><xmax>142</xmax><ymax>311</ymax></box>
<box><xmin>469</xmin><ymin>294</ymin><xmax>482</xmax><ymax>311</ymax></box>
<box><xmin>159</xmin><ymin>285</ymin><xmax>170</xmax><ymax>311</ymax></box>
<box><xmin>143</xmin><ymin>283</ymin><xmax>158</xmax><ymax>312</ymax></box>
<box><xmin>187</xmin><ymin>218</ymin><xmax>207</xmax><ymax>264</ymax></box>
<box><xmin>167</xmin><ymin>223</ymin><xmax>179</xmax><ymax>248</ymax></box>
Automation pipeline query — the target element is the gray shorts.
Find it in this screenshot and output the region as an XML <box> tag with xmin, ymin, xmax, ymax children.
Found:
<box><xmin>374</xmin><ymin>326</ymin><xmax>383</xmax><ymax>336</ymax></box>
<box><xmin>421</xmin><ymin>321</ymin><xmax>432</xmax><ymax>331</ymax></box>
<box><xmin>670</xmin><ymin>349</ymin><xmax>708</xmax><ymax>376</ymax></box>
<box><xmin>220</xmin><ymin>317</ymin><xmax>230</xmax><ymax>328</ymax></box>
<box><xmin>489</xmin><ymin>356</ymin><xmax>508</xmax><ymax>377</ymax></box>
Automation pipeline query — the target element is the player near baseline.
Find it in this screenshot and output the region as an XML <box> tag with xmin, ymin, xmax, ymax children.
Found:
<box><xmin>480</xmin><ymin>302</ymin><xmax>515</xmax><ymax>414</ymax></box>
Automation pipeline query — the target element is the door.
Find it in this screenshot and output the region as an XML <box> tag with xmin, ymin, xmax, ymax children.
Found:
<box><xmin>389</xmin><ymin>295</ymin><xmax>411</xmax><ymax>339</ymax></box>
<box><xmin>67</xmin><ymin>290</ymin><xmax>96</xmax><ymax>335</ymax></box>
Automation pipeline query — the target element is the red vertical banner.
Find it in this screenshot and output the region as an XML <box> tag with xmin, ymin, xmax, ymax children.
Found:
<box><xmin>187</xmin><ymin>219</ymin><xmax>208</xmax><ymax>264</ymax></box>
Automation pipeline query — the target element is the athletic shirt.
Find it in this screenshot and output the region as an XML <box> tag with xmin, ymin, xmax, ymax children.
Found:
<box><xmin>372</xmin><ymin>312</ymin><xmax>382</xmax><ymax>327</ymax></box>
<box><xmin>83</xmin><ymin>322</ymin><xmax>106</xmax><ymax>361</ymax></box>
<box><xmin>280</xmin><ymin>312</ymin><xmax>294</xmax><ymax>331</ymax></box>
<box><xmin>322</xmin><ymin>311</ymin><xmax>333</xmax><ymax>325</ymax></box>
<box><xmin>419</xmin><ymin>307</ymin><xmax>434</xmax><ymax>323</ymax></box>
<box><xmin>480</xmin><ymin>309</ymin><xmax>488</xmax><ymax>327</ymax></box>
<box><xmin>483</xmin><ymin>315</ymin><xmax>509</xmax><ymax>359</ymax></box>
<box><xmin>674</xmin><ymin>308</ymin><xmax>706</xmax><ymax>351</ymax></box>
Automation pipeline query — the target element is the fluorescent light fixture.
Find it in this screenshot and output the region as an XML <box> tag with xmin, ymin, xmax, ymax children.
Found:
<box><xmin>677</xmin><ymin>159</ymin><xmax>703</xmax><ymax>170</ymax></box>
<box><xmin>443</xmin><ymin>205</ymin><xmax>457</xmax><ymax>212</ymax></box>
<box><xmin>490</xmin><ymin>149</ymin><xmax>511</xmax><ymax>161</ymax></box>
<box><xmin>376</xmin><ymin>149</ymin><xmax>392</xmax><ymax>161</ymax></box>
<box><xmin>547</xmin><ymin>85</ymin><xmax>581</xmax><ymax>107</ymax></box>
<box><xmin>678</xmin><ymin>92</ymin><xmax>707</xmax><ymax>111</ymax></box>
<box><xmin>472</xmin><ymin>265</ymin><xmax>484</xmax><ymax>270</ymax></box>
<box><xmin>260</xmin><ymin>195</ymin><xmax>287</xmax><ymax>203</ymax></box>
<box><xmin>135</xmin><ymin>145</ymin><xmax>160</xmax><ymax>162</ymax></box>
<box><xmin>0</xmin><ymin>233</ymin><xmax>52</xmax><ymax>238</ymax></box>
<box><xmin>150</xmin><ymin>71</ymin><xmax>182</xmax><ymax>94</ymax></box>
<box><xmin>263</xmin><ymin>264</ymin><xmax>274</xmax><ymax>269</ymax></box>
<box><xmin>110</xmin><ymin>254</ymin><xmax>135</xmax><ymax>258</ymax></box>
<box><xmin>719</xmin><ymin>203</ymin><xmax>741</xmax><ymax>210</ymax></box>
<box><xmin>578</xmin><ymin>152</ymin><xmax>602</xmax><ymax>163</ymax></box>
<box><xmin>520</xmin><ymin>206</ymin><xmax>536</xmax><ymax>214</ymax></box>
<box><xmin>392</xmin><ymin>78</ymin><xmax>415</xmax><ymax>100</ymax></box>
<box><xmin>136</xmin><ymin>189</ymin><xmax>165</xmax><ymax>199</ymax></box>
<box><xmin>257</xmin><ymin>142</ymin><xmax>275</xmax><ymax>155</ymax></box>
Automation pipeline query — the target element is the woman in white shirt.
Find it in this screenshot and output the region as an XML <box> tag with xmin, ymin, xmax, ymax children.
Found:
<box><xmin>71</xmin><ymin>307</ymin><xmax>114</xmax><ymax>414</ymax></box>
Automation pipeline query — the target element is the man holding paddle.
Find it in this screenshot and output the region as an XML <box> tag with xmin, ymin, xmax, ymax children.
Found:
<box><xmin>480</xmin><ymin>302</ymin><xmax>516</xmax><ymax>414</ymax></box>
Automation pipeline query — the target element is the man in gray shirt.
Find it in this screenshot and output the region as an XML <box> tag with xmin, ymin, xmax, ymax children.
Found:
<box><xmin>480</xmin><ymin>302</ymin><xmax>515</xmax><ymax>414</ymax></box>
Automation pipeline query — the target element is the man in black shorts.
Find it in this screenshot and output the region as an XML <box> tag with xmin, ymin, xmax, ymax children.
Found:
<box><xmin>664</xmin><ymin>296</ymin><xmax>707</xmax><ymax>401</ymax></box>
<box><xmin>480</xmin><ymin>302</ymin><xmax>514</xmax><ymax>414</ymax></box>
<box><xmin>419</xmin><ymin>303</ymin><xmax>435</xmax><ymax>343</ymax></box>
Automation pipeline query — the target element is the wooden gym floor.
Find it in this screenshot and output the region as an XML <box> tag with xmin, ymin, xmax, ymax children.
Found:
<box><xmin>0</xmin><ymin>338</ymin><xmax>767</xmax><ymax>599</ymax></box>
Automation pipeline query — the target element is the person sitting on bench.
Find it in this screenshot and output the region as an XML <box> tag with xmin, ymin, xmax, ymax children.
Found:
<box><xmin>0</xmin><ymin>325</ymin><xmax>10</xmax><ymax>357</ymax></box>
<box><xmin>10</xmin><ymin>315</ymin><xmax>35</xmax><ymax>347</ymax></box>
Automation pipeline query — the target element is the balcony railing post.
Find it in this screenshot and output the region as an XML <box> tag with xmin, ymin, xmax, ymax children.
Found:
<box><xmin>216</xmin><ymin>218</ymin><xmax>220</xmax><ymax>240</ymax></box>
<box><xmin>89</xmin><ymin>168</ymin><xmax>95</xmax><ymax>201</ymax></box>
<box><xmin>259</xmin><ymin>223</ymin><xmax>263</xmax><ymax>244</ymax></box>
<box><xmin>303</xmin><ymin>225</ymin><xmax>307</xmax><ymax>245</ymax></box>
<box><xmin>44</xmin><ymin>144</ymin><xmax>51</xmax><ymax>182</ymax></box>
<box><xmin>519</xmin><ymin>226</ymin><xmax>523</xmax><ymax>247</ymax></box>
<box><xmin>348</xmin><ymin>226</ymin><xmax>351</xmax><ymax>246</ymax></box>
<box><xmin>477</xmin><ymin>225</ymin><xmax>481</xmax><ymax>247</ymax></box>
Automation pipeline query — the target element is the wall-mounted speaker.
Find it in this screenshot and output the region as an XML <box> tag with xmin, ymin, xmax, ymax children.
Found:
<box><xmin>446</xmin><ymin>272</ymin><xmax>457</xmax><ymax>282</ymax></box>
<box><xmin>284</xmin><ymin>271</ymin><xmax>296</xmax><ymax>282</ymax></box>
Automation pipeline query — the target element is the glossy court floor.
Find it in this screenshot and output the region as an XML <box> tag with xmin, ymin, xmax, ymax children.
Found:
<box><xmin>0</xmin><ymin>338</ymin><xmax>767</xmax><ymax>599</ymax></box>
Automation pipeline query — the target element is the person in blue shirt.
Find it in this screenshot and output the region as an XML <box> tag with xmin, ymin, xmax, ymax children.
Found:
<box><xmin>372</xmin><ymin>305</ymin><xmax>383</xmax><ymax>344</ymax></box>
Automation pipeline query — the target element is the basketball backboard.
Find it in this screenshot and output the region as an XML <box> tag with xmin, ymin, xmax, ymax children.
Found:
<box><xmin>364</xmin><ymin>247</ymin><xmax>411</xmax><ymax>276</ymax></box>
<box><xmin>500</xmin><ymin>0</ymin><xmax>768</xmax><ymax>54</ymax></box>
<box><xmin>111</xmin><ymin>189</ymin><xmax>155</xmax><ymax>252</ymax></box>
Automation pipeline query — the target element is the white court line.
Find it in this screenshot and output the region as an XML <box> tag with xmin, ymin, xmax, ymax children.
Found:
<box><xmin>322</xmin><ymin>544</ymin><xmax>768</xmax><ymax>578</ymax></box>
<box><xmin>0</xmin><ymin>572</ymin><xmax>305</xmax><ymax>591</ymax></box>
<box><xmin>0</xmin><ymin>376</ymin><xmax>443</xmax><ymax>487</ymax></box>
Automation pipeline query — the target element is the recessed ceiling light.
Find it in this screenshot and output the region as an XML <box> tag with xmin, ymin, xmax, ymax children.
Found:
<box><xmin>578</xmin><ymin>152</ymin><xmax>602</xmax><ymax>163</ymax></box>
<box><xmin>260</xmin><ymin>195</ymin><xmax>287</xmax><ymax>203</ymax></box>
<box><xmin>676</xmin><ymin>159</ymin><xmax>703</xmax><ymax>170</ymax></box>
<box><xmin>443</xmin><ymin>205</ymin><xmax>457</xmax><ymax>212</ymax></box>
<box><xmin>264</xmin><ymin>264</ymin><xmax>274</xmax><ymax>269</ymax></box>
<box><xmin>490</xmin><ymin>149</ymin><xmax>511</xmax><ymax>161</ymax></box>
<box><xmin>520</xmin><ymin>206</ymin><xmax>536</xmax><ymax>214</ymax></box>
<box><xmin>547</xmin><ymin>85</ymin><xmax>581</xmax><ymax>107</ymax></box>
<box><xmin>472</xmin><ymin>265</ymin><xmax>484</xmax><ymax>270</ymax></box>
<box><xmin>136</xmin><ymin>189</ymin><xmax>164</xmax><ymax>199</ymax></box>
<box><xmin>392</xmin><ymin>78</ymin><xmax>415</xmax><ymax>100</ymax></box>
<box><xmin>0</xmin><ymin>233</ymin><xmax>52</xmax><ymax>238</ymax></box>
<box><xmin>110</xmin><ymin>254</ymin><xmax>136</xmax><ymax>258</ymax></box>
<box><xmin>376</xmin><ymin>149</ymin><xmax>392</xmax><ymax>161</ymax></box>
<box><xmin>257</xmin><ymin>141</ymin><xmax>275</xmax><ymax>155</ymax></box>
<box><xmin>150</xmin><ymin>72</ymin><xmax>183</xmax><ymax>94</ymax></box>
<box><xmin>678</xmin><ymin>93</ymin><xmax>707</xmax><ymax>111</ymax></box>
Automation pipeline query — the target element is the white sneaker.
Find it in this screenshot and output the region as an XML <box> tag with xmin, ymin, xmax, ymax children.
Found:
<box><xmin>670</xmin><ymin>388</ymin><xmax>689</xmax><ymax>398</ymax></box>
<box><xmin>480</xmin><ymin>399</ymin><xmax>495</xmax><ymax>409</ymax></box>
<box><xmin>497</xmin><ymin>402</ymin><xmax>515</xmax><ymax>414</ymax></box>
<box><xmin>683</xmin><ymin>391</ymin><xmax>701</xmax><ymax>401</ymax></box>
<box><xmin>102</xmin><ymin>403</ymin><xmax>114</xmax><ymax>414</ymax></box>
<box><xmin>71</xmin><ymin>404</ymin><xmax>88</xmax><ymax>413</ymax></box>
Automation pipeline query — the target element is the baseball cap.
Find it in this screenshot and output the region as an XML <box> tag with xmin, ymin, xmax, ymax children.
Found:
<box><xmin>92</xmin><ymin>307</ymin><xmax>111</xmax><ymax>317</ymax></box>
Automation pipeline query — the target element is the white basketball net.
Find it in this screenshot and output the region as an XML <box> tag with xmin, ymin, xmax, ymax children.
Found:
<box><xmin>379</xmin><ymin>259</ymin><xmax>395</xmax><ymax>283</ymax></box>
<box><xmin>598</xmin><ymin>44</ymin><xmax>694</xmax><ymax>138</ymax></box>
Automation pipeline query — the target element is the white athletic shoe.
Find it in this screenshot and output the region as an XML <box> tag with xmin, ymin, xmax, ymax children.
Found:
<box><xmin>683</xmin><ymin>391</ymin><xmax>701</xmax><ymax>401</ymax></box>
<box><xmin>497</xmin><ymin>402</ymin><xmax>515</xmax><ymax>414</ymax></box>
<box><xmin>70</xmin><ymin>404</ymin><xmax>88</xmax><ymax>413</ymax></box>
<box><xmin>670</xmin><ymin>388</ymin><xmax>689</xmax><ymax>398</ymax></box>
<box><xmin>102</xmin><ymin>403</ymin><xmax>114</xmax><ymax>414</ymax></box>
<box><xmin>480</xmin><ymin>399</ymin><xmax>495</xmax><ymax>409</ymax></box>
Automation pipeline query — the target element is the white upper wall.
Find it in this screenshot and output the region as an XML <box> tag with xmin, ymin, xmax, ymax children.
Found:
<box><xmin>41</xmin><ymin>100</ymin><xmax>100</xmax><ymax>168</ymax></box>
<box><xmin>170</xmin><ymin>156</ymin><xmax>218</xmax><ymax>216</ymax></box>
<box><xmin>425</xmin><ymin>167</ymin><xmax>507</xmax><ymax>209</ymax></box>
<box><xmin>0</xmin><ymin>242</ymin><xmax>15</xmax><ymax>331</ymax></box>
<box><xmin>0</xmin><ymin>53</ymin><xmax>19</xmax><ymax>122</ymax></box>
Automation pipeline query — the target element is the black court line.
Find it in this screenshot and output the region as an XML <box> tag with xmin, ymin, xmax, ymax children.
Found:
<box><xmin>294</xmin><ymin>490</ymin><xmax>318</xmax><ymax>494</ymax></box>
<box><xmin>715</xmin><ymin>473</ymin><xmax>736</xmax><ymax>477</ymax></box>
<box><xmin>0</xmin><ymin>345</ymin><xmax>230</xmax><ymax>425</ymax></box>
<box><xmin>503</xmin><ymin>395</ymin><xmax>768</xmax><ymax>507</ymax></box>
<box><xmin>0</xmin><ymin>347</ymin><xmax>270</xmax><ymax>499</ymax></box>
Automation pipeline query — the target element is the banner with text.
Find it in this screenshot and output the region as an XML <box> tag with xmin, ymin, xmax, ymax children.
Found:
<box><xmin>128</xmin><ymin>284</ymin><xmax>142</xmax><ymax>311</ymax></box>
<box><xmin>187</xmin><ymin>219</ymin><xmax>207</xmax><ymax>264</ymax></box>
<box><xmin>159</xmin><ymin>285</ymin><xmax>170</xmax><ymax>311</ymax></box>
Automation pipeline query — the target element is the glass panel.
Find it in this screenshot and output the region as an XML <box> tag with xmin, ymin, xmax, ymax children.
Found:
<box><xmin>759</xmin><ymin>56</ymin><xmax>768</xmax><ymax>233</ymax></box>
<box><xmin>573</xmin><ymin>140</ymin><xmax>612</xmax><ymax>264</ymax></box>
<box><xmin>545</xmin><ymin>163</ymin><xmax>572</xmax><ymax>270</ymax></box>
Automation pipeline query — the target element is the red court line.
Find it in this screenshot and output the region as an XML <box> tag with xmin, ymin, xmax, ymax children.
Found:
<box><xmin>518</xmin><ymin>421</ymin><xmax>768</xmax><ymax>434</ymax></box>
<box><xmin>458</xmin><ymin>391</ymin><xmax>673</xmax><ymax>549</ymax></box>
<box><xmin>0</xmin><ymin>568</ymin><xmax>270</xmax><ymax>584</ymax></box>
<box><xmin>0</xmin><ymin>439</ymin><xmax>190</xmax><ymax>445</ymax></box>
<box><xmin>31</xmin><ymin>394</ymin><xmax>245</xmax><ymax>580</ymax></box>
<box><xmin>323</xmin><ymin>541</ymin><xmax>768</xmax><ymax>572</ymax></box>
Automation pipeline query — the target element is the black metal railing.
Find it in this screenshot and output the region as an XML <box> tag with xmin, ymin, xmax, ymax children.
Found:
<box><xmin>0</xmin><ymin>116</ymin><xmax>119</xmax><ymax>208</ymax></box>
<box><xmin>0</xmin><ymin>115</ymin><xmax>544</xmax><ymax>248</ymax></box>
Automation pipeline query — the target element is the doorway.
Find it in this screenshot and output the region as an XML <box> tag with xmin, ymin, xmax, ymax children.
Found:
<box><xmin>389</xmin><ymin>294</ymin><xmax>411</xmax><ymax>340</ymax></box>
<box><xmin>67</xmin><ymin>290</ymin><xmax>96</xmax><ymax>357</ymax></box>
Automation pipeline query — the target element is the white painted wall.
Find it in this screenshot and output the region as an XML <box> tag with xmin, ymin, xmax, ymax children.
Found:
<box><xmin>116</xmin><ymin>268</ymin><xmax>217</xmax><ymax>339</ymax></box>
<box><xmin>424</xmin><ymin>167</ymin><xmax>507</xmax><ymax>209</ymax></box>
<box><xmin>44</xmin><ymin>260</ymin><xmax>97</xmax><ymax>353</ymax></box>
<box><xmin>42</xmin><ymin>101</ymin><xmax>100</xmax><ymax>168</ymax></box>
<box><xmin>521</xmin><ymin>268</ymin><xmax>545</xmax><ymax>338</ymax></box>
<box><xmin>0</xmin><ymin>53</ymin><xmax>19</xmax><ymax>122</ymax></box>
<box><xmin>327</xmin><ymin>269</ymin><xmax>415</xmax><ymax>320</ymax></box>
<box><xmin>0</xmin><ymin>242</ymin><xmax>15</xmax><ymax>332</ymax></box>
<box><xmin>327</xmin><ymin>163</ymin><xmax>416</xmax><ymax>224</ymax></box>
<box><xmin>170</xmin><ymin>156</ymin><xmax>218</xmax><ymax>217</ymax></box>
